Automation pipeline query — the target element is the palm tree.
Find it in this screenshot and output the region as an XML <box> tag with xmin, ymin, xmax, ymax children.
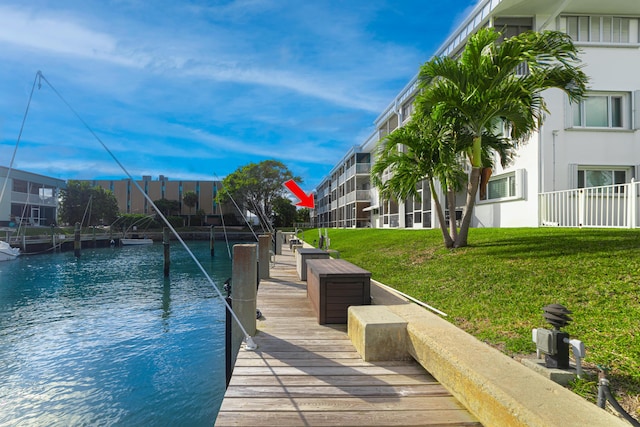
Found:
<box><xmin>372</xmin><ymin>108</ymin><xmax>511</xmax><ymax>248</ymax></box>
<box><xmin>414</xmin><ymin>27</ymin><xmax>588</xmax><ymax>247</ymax></box>
<box><xmin>183</xmin><ymin>191</ymin><xmax>198</xmax><ymax>226</ymax></box>
<box><xmin>373</xmin><ymin>113</ymin><xmax>457</xmax><ymax>247</ymax></box>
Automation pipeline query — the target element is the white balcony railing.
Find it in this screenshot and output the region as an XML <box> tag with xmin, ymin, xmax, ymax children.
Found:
<box><xmin>539</xmin><ymin>180</ymin><xmax>639</xmax><ymax>228</ymax></box>
<box><xmin>346</xmin><ymin>165</ymin><xmax>356</xmax><ymax>180</ymax></box>
<box><xmin>11</xmin><ymin>191</ymin><xmax>58</xmax><ymax>207</ymax></box>
<box><xmin>356</xmin><ymin>190</ymin><xmax>371</xmax><ymax>201</ymax></box>
<box><xmin>356</xmin><ymin>163</ymin><xmax>371</xmax><ymax>174</ymax></box>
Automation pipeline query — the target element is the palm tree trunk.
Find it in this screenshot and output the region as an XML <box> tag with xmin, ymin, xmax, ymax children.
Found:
<box><xmin>446</xmin><ymin>188</ymin><xmax>458</xmax><ymax>241</ymax></box>
<box><xmin>429</xmin><ymin>178</ymin><xmax>454</xmax><ymax>248</ymax></box>
<box><xmin>454</xmin><ymin>166</ymin><xmax>481</xmax><ymax>248</ymax></box>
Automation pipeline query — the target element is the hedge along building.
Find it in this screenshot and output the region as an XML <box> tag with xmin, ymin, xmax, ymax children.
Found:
<box><xmin>314</xmin><ymin>0</ymin><xmax>640</xmax><ymax>230</ymax></box>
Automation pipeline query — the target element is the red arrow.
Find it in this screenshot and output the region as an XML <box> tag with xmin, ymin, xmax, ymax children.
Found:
<box><xmin>283</xmin><ymin>179</ymin><xmax>315</xmax><ymax>208</ymax></box>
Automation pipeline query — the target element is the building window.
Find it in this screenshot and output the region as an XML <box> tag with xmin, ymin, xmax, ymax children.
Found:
<box><xmin>483</xmin><ymin>170</ymin><xmax>524</xmax><ymax>202</ymax></box>
<box><xmin>571</xmin><ymin>93</ymin><xmax>627</xmax><ymax>129</ymax></box>
<box><xmin>38</xmin><ymin>187</ymin><xmax>54</xmax><ymax>200</ymax></box>
<box><xmin>563</xmin><ymin>16</ymin><xmax>638</xmax><ymax>44</ymax></box>
<box><xmin>401</xmin><ymin>97</ymin><xmax>415</xmax><ymax>121</ymax></box>
<box><xmin>578</xmin><ymin>169</ymin><xmax>627</xmax><ymax>188</ymax></box>
<box><xmin>494</xmin><ymin>17</ymin><xmax>533</xmax><ymax>39</ymax></box>
<box><xmin>488</xmin><ymin>173</ymin><xmax>516</xmax><ymax>199</ymax></box>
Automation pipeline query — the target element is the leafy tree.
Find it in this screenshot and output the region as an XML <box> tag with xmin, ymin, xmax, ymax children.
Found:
<box><xmin>296</xmin><ymin>208</ymin><xmax>311</xmax><ymax>224</ymax></box>
<box><xmin>374</xmin><ymin>27</ymin><xmax>587</xmax><ymax>248</ymax></box>
<box><xmin>272</xmin><ymin>197</ymin><xmax>297</xmax><ymax>227</ymax></box>
<box><xmin>153</xmin><ymin>198</ymin><xmax>180</xmax><ymax>216</ymax></box>
<box><xmin>220</xmin><ymin>160</ymin><xmax>300</xmax><ymax>229</ymax></box>
<box><xmin>183</xmin><ymin>191</ymin><xmax>198</xmax><ymax>226</ymax></box>
<box><xmin>59</xmin><ymin>180</ymin><xmax>119</xmax><ymax>226</ymax></box>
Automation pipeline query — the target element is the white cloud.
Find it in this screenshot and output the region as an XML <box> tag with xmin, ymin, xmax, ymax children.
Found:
<box><xmin>0</xmin><ymin>4</ymin><xmax>398</xmax><ymax>112</ymax></box>
<box><xmin>184</xmin><ymin>126</ymin><xmax>345</xmax><ymax>165</ymax></box>
<box><xmin>0</xmin><ymin>1</ymin><xmax>476</xmax><ymax>187</ymax></box>
<box><xmin>0</xmin><ymin>6</ymin><xmax>146</xmax><ymax>67</ymax></box>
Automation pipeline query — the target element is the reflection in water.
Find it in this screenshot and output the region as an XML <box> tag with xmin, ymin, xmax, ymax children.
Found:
<box><xmin>162</xmin><ymin>278</ymin><xmax>171</xmax><ymax>332</ymax></box>
<box><xmin>0</xmin><ymin>241</ymin><xmax>232</xmax><ymax>426</ymax></box>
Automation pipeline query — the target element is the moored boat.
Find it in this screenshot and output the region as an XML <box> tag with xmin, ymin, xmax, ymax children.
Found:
<box><xmin>120</xmin><ymin>238</ymin><xmax>153</xmax><ymax>245</ymax></box>
<box><xmin>0</xmin><ymin>240</ymin><xmax>20</xmax><ymax>261</ymax></box>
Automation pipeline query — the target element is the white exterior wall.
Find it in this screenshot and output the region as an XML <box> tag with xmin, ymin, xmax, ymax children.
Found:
<box><xmin>561</xmin><ymin>47</ymin><xmax>640</xmax><ymax>167</ymax></box>
<box><xmin>472</xmin><ymin>6</ymin><xmax>640</xmax><ymax>228</ymax></box>
<box><xmin>473</xmin><ymin>131</ymin><xmax>541</xmax><ymax>228</ymax></box>
<box><xmin>315</xmin><ymin>0</ymin><xmax>640</xmax><ymax>229</ymax></box>
<box><xmin>0</xmin><ymin>177</ymin><xmax>11</xmax><ymax>222</ymax></box>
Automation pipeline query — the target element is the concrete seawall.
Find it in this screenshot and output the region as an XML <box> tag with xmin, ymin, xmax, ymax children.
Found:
<box><xmin>368</xmin><ymin>279</ymin><xmax>628</xmax><ymax>427</ymax></box>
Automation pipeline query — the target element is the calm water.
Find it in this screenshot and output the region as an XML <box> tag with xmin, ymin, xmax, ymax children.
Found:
<box><xmin>0</xmin><ymin>241</ymin><xmax>234</xmax><ymax>426</ymax></box>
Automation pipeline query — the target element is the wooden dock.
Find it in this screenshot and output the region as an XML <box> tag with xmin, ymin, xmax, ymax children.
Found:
<box><xmin>215</xmin><ymin>246</ymin><xmax>481</xmax><ymax>427</ymax></box>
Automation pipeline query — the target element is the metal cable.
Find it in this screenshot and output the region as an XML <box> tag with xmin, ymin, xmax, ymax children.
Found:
<box><xmin>36</xmin><ymin>71</ymin><xmax>257</xmax><ymax>350</ymax></box>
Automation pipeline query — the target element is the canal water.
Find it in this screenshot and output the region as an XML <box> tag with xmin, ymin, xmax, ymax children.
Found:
<box><xmin>0</xmin><ymin>241</ymin><xmax>235</xmax><ymax>426</ymax></box>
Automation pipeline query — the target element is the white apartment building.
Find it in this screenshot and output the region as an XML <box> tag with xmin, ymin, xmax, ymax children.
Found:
<box><xmin>315</xmin><ymin>0</ymin><xmax>640</xmax><ymax>230</ymax></box>
<box><xmin>0</xmin><ymin>166</ymin><xmax>66</xmax><ymax>227</ymax></box>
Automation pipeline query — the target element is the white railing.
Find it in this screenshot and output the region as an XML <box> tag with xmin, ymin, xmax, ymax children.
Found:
<box><xmin>345</xmin><ymin>192</ymin><xmax>356</xmax><ymax>204</ymax></box>
<box><xmin>539</xmin><ymin>180</ymin><xmax>639</xmax><ymax>228</ymax></box>
<box><xmin>356</xmin><ymin>163</ymin><xmax>371</xmax><ymax>174</ymax></box>
<box><xmin>346</xmin><ymin>165</ymin><xmax>356</xmax><ymax>180</ymax></box>
<box><xmin>11</xmin><ymin>191</ymin><xmax>58</xmax><ymax>207</ymax></box>
<box><xmin>356</xmin><ymin>190</ymin><xmax>370</xmax><ymax>201</ymax></box>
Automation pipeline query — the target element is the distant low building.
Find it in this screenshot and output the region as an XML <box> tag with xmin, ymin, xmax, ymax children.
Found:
<box><xmin>88</xmin><ymin>175</ymin><xmax>240</xmax><ymax>226</ymax></box>
<box><xmin>0</xmin><ymin>166</ymin><xmax>66</xmax><ymax>227</ymax></box>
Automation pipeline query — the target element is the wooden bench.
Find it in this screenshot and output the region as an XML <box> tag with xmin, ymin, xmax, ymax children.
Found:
<box><xmin>306</xmin><ymin>259</ymin><xmax>371</xmax><ymax>324</ymax></box>
<box><xmin>295</xmin><ymin>248</ymin><xmax>330</xmax><ymax>281</ymax></box>
<box><xmin>288</xmin><ymin>238</ymin><xmax>302</xmax><ymax>249</ymax></box>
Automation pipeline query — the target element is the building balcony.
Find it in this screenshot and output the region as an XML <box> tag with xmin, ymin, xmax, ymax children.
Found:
<box><xmin>356</xmin><ymin>190</ymin><xmax>371</xmax><ymax>201</ymax></box>
<box><xmin>11</xmin><ymin>191</ymin><xmax>58</xmax><ymax>207</ymax></box>
<box><xmin>356</xmin><ymin>163</ymin><xmax>371</xmax><ymax>174</ymax></box>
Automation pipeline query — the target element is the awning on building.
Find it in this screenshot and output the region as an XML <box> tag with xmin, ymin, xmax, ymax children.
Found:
<box><xmin>362</xmin><ymin>205</ymin><xmax>379</xmax><ymax>212</ymax></box>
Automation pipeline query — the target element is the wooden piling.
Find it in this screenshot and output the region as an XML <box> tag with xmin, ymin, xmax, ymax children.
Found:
<box><xmin>231</xmin><ymin>244</ymin><xmax>258</xmax><ymax>365</ymax></box>
<box><xmin>225</xmin><ymin>294</ymin><xmax>233</xmax><ymax>388</ymax></box>
<box><xmin>210</xmin><ymin>226</ymin><xmax>215</xmax><ymax>257</ymax></box>
<box><xmin>74</xmin><ymin>222</ymin><xmax>81</xmax><ymax>258</ymax></box>
<box><xmin>163</xmin><ymin>228</ymin><xmax>170</xmax><ymax>277</ymax></box>
<box><xmin>258</xmin><ymin>234</ymin><xmax>271</xmax><ymax>279</ymax></box>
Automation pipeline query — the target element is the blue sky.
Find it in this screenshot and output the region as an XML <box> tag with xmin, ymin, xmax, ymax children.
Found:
<box><xmin>0</xmin><ymin>0</ymin><xmax>477</xmax><ymax>191</ymax></box>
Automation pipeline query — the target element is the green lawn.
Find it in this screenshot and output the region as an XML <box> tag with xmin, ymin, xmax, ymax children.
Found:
<box><xmin>304</xmin><ymin>227</ymin><xmax>640</xmax><ymax>412</ymax></box>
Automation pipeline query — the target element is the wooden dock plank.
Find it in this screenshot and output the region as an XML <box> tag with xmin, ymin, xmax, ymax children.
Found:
<box><xmin>225</xmin><ymin>365</ymin><xmax>429</xmax><ymax>376</ymax></box>
<box><xmin>218</xmin><ymin>396</ymin><xmax>471</xmax><ymax>412</ymax></box>
<box><xmin>223</xmin><ymin>384</ymin><xmax>452</xmax><ymax>398</ymax></box>
<box><xmin>214</xmin><ymin>246</ymin><xmax>481</xmax><ymax>427</ymax></box>
<box><xmin>215</xmin><ymin>410</ymin><xmax>480</xmax><ymax>427</ymax></box>
<box><xmin>232</xmin><ymin>358</ymin><xmax>424</xmax><ymax>368</ymax></box>
<box><xmin>226</xmin><ymin>374</ymin><xmax>439</xmax><ymax>387</ymax></box>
